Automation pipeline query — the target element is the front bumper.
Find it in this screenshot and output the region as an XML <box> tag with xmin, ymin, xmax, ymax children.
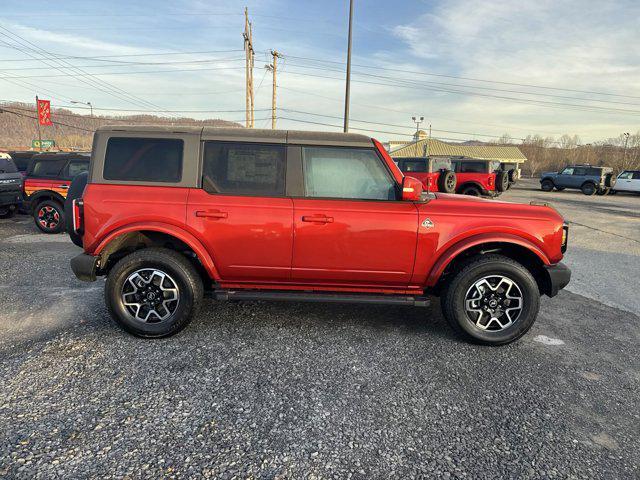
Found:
<box><xmin>544</xmin><ymin>262</ymin><xmax>571</xmax><ymax>297</ymax></box>
<box><xmin>70</xmin><ymin>253</ymin><xmax>100</xmax><ymax>282</ymax></box>
<box><xmin>0</xmin><ymin>190</ymin><xmax>22</xmax><ymax>208</ymax></box>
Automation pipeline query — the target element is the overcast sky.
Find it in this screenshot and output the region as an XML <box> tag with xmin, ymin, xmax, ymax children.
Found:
<box><xmin>1</xmin><ymin>0</ymin><xmax>638</xmax><ymax>143</ymax></box>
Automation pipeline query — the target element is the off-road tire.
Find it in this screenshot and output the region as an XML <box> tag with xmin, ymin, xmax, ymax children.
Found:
<box><xmin>604</xmin><ymin>173</ymin><xmax>616</xmax><ymax>188</ymax></box>
<box><xmin>0</xmin><ymin>207</ymin><xmax>16</xmax><ymax>219</ymax></box>
<box><xmin>496</xmin><ymin>171</ymin><xmax>509</xmax><ymax>192</ymax></box>
<box><xmin>34</xmin><ymin>199</ymin><xmax>65</xmax><ymax>233</ymax></box>
<box><xmin>581</xmin><ymin>182</ymin><xmax>597</xmax><ymax>196</ymax></box>
<box><xmin>438</xmin><ymin>170</ymin><xmax>457</xmax><ymax>193</ymax></box>
<box><xmin>541</xmin><ymin>179</ymin><xmax>554</xmax><ymax>191</ymax></box>
<box><xmin>461</xmin><ymin>185</ymin><xmax>482</xmax><ymax>196</ymax></box>
<box><xmin>105</xmin><ymin>248</ymin><xmax>204</xmax><ymax>338</ymax></box>
<box><xmin>441</xmin><ymin>254</ymin><xmax>540</xmax><ymax>345</ymax></box>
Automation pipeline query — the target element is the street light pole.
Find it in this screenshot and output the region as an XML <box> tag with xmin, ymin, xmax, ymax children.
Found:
<box><xmin>622</xmin><ymin>132</ymin><xmax>630</xmax><ymax>165</ymax></box>
<box><xmin>343</xmin><ymin>0</ymin><xmax>354</xmax><ymax>133</ymax></box>
<box><xmin>412</xmin><ymin>116</ymin><xmax>424</xmax><ymax>140</ymax></box>
<box><xmin>71</xmin><ymin>100</ymin><xmax>93</xmax><ymax>117</ymax></box>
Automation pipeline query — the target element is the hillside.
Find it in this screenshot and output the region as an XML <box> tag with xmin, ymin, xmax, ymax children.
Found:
<box><xmin>0</xmin><ymin>102</ymin><xmax>242</xmax><ymax>150</ymax></box>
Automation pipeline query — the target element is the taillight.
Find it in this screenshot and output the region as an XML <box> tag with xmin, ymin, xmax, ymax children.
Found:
<box><xmin>72</xmin><ymin>199</ymin><xmax>83</xmax><ymax>234</ymax></box>
<box><xmin>488</xmin><ymin>176</ymin><xmax>494</xmax><ymax>186</ymax></box>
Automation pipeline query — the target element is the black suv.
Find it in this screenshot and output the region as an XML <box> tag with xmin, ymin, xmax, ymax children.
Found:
<box><xmin>0</xmin><ymin>155</ymin><xmax>23</xmax><ymax>218</ymax></box>
<box><xmin>540</xmin><ymin>165</ymin><xmax>615</xmax><ymax>195</ymax></box>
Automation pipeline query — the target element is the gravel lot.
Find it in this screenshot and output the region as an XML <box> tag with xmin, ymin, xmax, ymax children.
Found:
<box><xmin>1</xmin><ymin>182</ymin><xmax>638</xmax><ymax>479</ymax></box>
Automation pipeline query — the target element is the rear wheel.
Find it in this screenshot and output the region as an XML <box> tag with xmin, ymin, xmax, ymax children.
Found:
<box><xmin>495</xmin><ymin>171</ymin><xmax>509</xmax><ymax>192</ymax></box>
<box><xmin>105</xmin><ymin>248</ymin><xmax>203</xmax><ymax>338</ymax></box>
<box><xmin>441</xmin><ymin>254</ymin><xmax>540</xmax><ymax>345</ymax></box>
<box><xmin>461</xmin><ymin>185</ymin><xmax>482</xmax><ymax>196</ymax></box>
<box><xmin>581</xmin><ymin>182</ymin><xmax>597</xmax><ymax>196</ymax></box>
<box><xmin>541</xmin><ymin>179</ymin><xmax>554</xmax><ymax>191</ymax></box>
<box><xmin>34</xmin><ymin>199</ymin><xmax>65</xmax><ymax>233</ymax></box>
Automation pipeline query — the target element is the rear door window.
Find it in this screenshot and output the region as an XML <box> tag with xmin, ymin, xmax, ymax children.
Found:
<box><xmin>104</xmin><ymin>137</ymin><xmax>183</xmax><ymax>182</ymax></box>
<box><xmin>633</xmin><ymin>172</ymin><xmax>640</xmax><ymax>180</ymax></box>
<box><xmin>458</xmin><ymin>161</ymin><xmax>486</xmax><ymax>173</ymax></box>
<box><xmin>31</xmin><ymin>158</ymin><xmax>66</xmax><ymax>178</ymax></box>
<box><xmin>302</xmin><ymin>147</ymin><xmax>396</xmax><ymax>200</ymax></box>
<box><xmin>573</xmin><ymin>167</ymin><xmax>587</xmax><ymax>176</ymax></box>
<box><xmin>202</xmin><ymin>142</ymin><xmax>286</xmax><ymax>196</ymax></box>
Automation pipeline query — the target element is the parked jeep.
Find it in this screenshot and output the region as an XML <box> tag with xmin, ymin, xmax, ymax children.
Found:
<box><xmin>0</xmin><ymin>155</ymin><xmax>23</xmax><ymax>218</ymax></box>
<box><xmin>7</xmin><ymin>150</ymin><xmax>37</xmax><ymax>176</ymax></box>
<box><xmin>69</xmin><ymin>126</ymin><xmax>570</xmax><ymax>345</ymax></box>
<box><xmin>394</xmin><ymin>157</ymin><xmax>456</xmax><ymax>193</ymax></box>
<box><xmin>23</xmin><ymin>152</ymin><xmax>90</xmax><ymax>233</ymax></box>
<box><xmin>540</xmin><ymin>165</ymin><xmax>615</xmax><ymax>195</ymax></box>
<box><xmin>451</xmin><ymin>159</ymin><xmax>510</xmax><ymax>197</ymax></box>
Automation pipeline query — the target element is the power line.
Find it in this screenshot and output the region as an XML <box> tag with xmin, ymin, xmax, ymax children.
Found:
<box><xmin>278</xmin><ymin>53</ymin><xmax>640</xmax><ymax>101</ymax></box>
<box><xmin>0</xmin><ymin>106</ymin><xmax>93</xmax><ymax>132</ymax></box>
<box><xmin>0</xmin><ymin>49</ymin><xmax>245</xmax><ymax>63</ymax></box>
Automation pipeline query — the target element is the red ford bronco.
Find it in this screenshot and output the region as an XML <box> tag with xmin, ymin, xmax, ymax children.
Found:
<box><xmin>23</xmin><ymin>152</ymin><xmax>90</xmax><ymax>233</ymax></box>
<box><xmin>394</xmin><ymin>157</ymin><xmax>457</xmax><ymax>193</ymax></box>
<box><xmin>69</xmin><ymin>126</ymin><xmax>570</xmax><ymax>345</ymax></box>
<box><xmin>452</xmin><ymin>159</ymin><xmax>510</xmax><ymax>197</ymax></box>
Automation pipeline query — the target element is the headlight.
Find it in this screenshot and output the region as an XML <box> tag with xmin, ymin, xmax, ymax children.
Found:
<box><xmin>561</xmin><ymin>223</ymin><xmax>569</xmax><ymax>253</ymax></box>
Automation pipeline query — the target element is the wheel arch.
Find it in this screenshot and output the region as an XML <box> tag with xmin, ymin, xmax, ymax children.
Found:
<box><xmin>29</xmin><ymin>190</ymin><xmax>66</xmax><ymax>211</ymax></box>
<box><xmin>94</xmin><ymin>224</ymin><xmax>219</xmax><ymax>283</ymax></box>
<box><xmin>456</xmin><ymin>181</ymin><xmax>485</xmax><ymax>193</ymax></box>
<box><xmin>427</xmin><ymin>235</ymin><xmax>553</xmax><ymax>296</ymax></box>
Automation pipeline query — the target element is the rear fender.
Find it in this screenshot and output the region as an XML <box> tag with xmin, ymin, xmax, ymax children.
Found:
<box><xmin>426</xmin><ymin>233</ymin><xmax>551</xmax><ymax>287</ymax></box>
<box><xmin>93</xmin><ymin>222</ymin><xmax>220</xmax><ymax>280</ymax></box>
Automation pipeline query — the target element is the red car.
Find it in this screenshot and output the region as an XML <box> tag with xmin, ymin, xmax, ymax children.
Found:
<box><xmin>452</xmin><ymin>159</ymin><xmax>509</xmax><ymax>197</ymax></box>
<box><xmin>394</xmin><ymin>157</ymin><xmax>456</xmax><ymax>193</ymax></box>
<box><xmin>69</xmin><ymin>126</ymin><xmax>570</xmax><ymax>345</ymax></box>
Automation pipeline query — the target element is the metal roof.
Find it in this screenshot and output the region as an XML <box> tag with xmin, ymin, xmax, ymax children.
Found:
<box><xmin>390</xmin><ymin>138</ymin><xmax>527</xmax><ymax>163</ymax></box>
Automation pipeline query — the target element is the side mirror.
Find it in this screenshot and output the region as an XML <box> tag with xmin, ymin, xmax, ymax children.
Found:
<box><xmin>402</xmin><ymin>176</ymin><xmax>423</xmax><ymax>201</ymax></box>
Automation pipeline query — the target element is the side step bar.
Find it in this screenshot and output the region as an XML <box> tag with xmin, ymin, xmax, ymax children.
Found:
<box><xmin>212</xmin><ymin>290</ymin><xmax>430</xmax><ymax>307</ymax></box>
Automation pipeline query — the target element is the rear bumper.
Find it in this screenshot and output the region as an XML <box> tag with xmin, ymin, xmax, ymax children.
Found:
<box><xmin>70</xmin><ymin>253</ymin><xmax>100</xmax><ymax>282</ymax></box>
<box><xmin>544</xmin><ymin>262</ymin><xmax>571</xmax><ymax>297</ymax></box>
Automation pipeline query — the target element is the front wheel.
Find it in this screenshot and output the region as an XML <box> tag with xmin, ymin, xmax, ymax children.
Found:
<box><xmin>441</xmin><ymin>254</ymin><xmax>540</xmax><ymax>345</ymax></box>
<box><xmin>105</xmin><ymin>248</ymin><xmax>204</xmax><ymax>338</ymax></box>
<box><xmin>461</xmin><ymin>185</ymin><xmax>482</xmax><ymax>196</ymax></box>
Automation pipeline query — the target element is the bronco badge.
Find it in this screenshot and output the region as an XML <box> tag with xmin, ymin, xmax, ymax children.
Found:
<box><xmin>422</xmin><ymin>218</ymin><xmax>435</xmax><ymax>228</ymax></box>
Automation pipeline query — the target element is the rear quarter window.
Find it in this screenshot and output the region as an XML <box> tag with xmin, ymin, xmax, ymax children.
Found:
<box><xmin>31</xmin><ymin>158</ymin><xmax>66</xmax><ymax>177</ymax></box>
<box><xmin>104</xmin><ymin>137</ymin><xmax>183</xmax><ymax>182</ymax></box>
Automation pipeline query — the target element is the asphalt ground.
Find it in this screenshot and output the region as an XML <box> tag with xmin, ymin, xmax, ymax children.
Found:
<box><xmin>0</xmin><ymin>182</ymin><xmax>638</xmax><ymax>479</ymax></box>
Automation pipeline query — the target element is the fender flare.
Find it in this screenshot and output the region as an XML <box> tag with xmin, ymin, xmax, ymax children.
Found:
<box><xmin>456</xmin><ymin>181</ymin><xmax>486</xmax><ymax>193</ymax></box>
<box><xmin>28</xmin><ymin>190</ymin><xmax>66</xmax><ymax>210</ymax></box>
<box><xmin>426</xmin><ymin>232</ymin><xmax>551</xmax><ymax>287</ymax></box>
<box><xmin>93</xmin><ymin>222</ymin><xmax>220</xmax><ymax>280</ymax></box>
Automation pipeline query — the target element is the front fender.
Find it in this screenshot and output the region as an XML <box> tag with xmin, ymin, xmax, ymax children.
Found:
<box><xmin>93</xmin><ymin>221</ymin><xmax>220</xmax><ymax>280</ymax></box>
<box><xmin>425</xmin><ymin>232</ymin><xmax>551</xmax><ymax>287</ymax></box>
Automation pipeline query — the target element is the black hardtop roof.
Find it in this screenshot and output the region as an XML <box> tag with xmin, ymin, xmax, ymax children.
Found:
<box><xmin>31</xmin><ymin>152</ymin><xmax>90</xmax><ymax>161</ymax></box>
<box><xmin>95</xmin><ymin>125</ymin><xmax>373</xmax><ymax>147</ymax></box>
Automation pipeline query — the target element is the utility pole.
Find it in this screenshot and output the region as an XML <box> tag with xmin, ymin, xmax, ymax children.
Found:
<box><xmin>265</xmin><ymin>50</ymin><xmax>280</xmax><ymax>129</ymax></box>
<box><xmin>243</xmin><ymin>7</ymin><xmax>255</xmax><ymax>128</ymax></box>
<box><xmin>35</xmin><ymin>95</ymin><xmax>42</xmax><ymax>151</ymax></box>
<box><xmin>343</xmin><ymin>0</ymin><xmax>354</xmax><ymax>132</ymax></box>
<box><xmin>623</xmin><ymin>132</ymin><xmax>630</xmax><ymax>165</ymax></box>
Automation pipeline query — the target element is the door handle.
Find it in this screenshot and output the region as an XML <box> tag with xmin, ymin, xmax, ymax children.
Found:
<box><xmin>58</xmin><ymin>185</ymin><xmax>69</xmax><ymax>189</ymax></box>
<box><xmin>302</xmin><ymin>215</ymin><xmax>334</xmax><ymax>223</ymax></box>
<box><xmin>195</xmin><ymin>210</ymin><xmax>228</xmax><ymax>219</ymax></box>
